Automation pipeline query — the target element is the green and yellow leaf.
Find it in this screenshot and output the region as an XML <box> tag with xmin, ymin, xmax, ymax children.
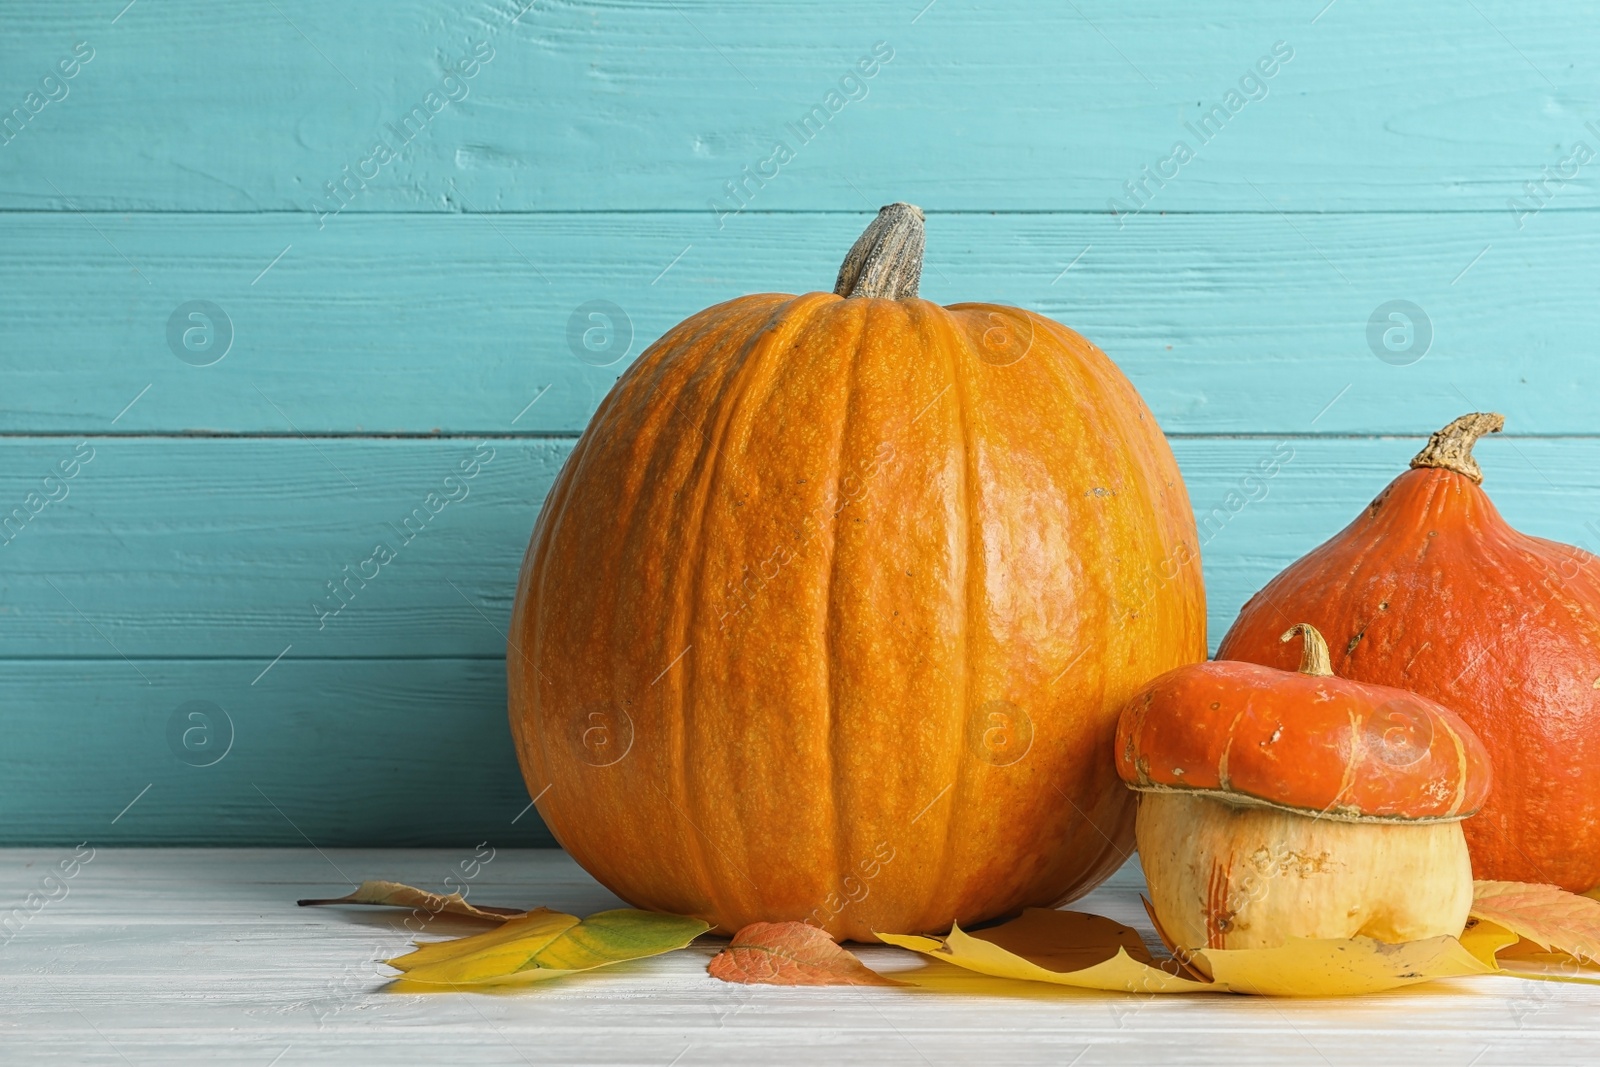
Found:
<box><xmin>388</xmin><ymin>908</ymin><xmax>709</xmax><ymax>988</ymax></box>
<box><xmin>387</xmin><ymin>909</ymin><xmax>579</xmax><ymax>974</ymax></box>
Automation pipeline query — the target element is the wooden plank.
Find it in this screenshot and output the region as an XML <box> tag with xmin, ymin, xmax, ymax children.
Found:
<box><xmin>2</xmin><ymin>848</ymin><xmax>1596</xmax><ymax>1064</ymax></box>
<box><xmin>2</xmin><ymin>210</ymin><xmax>1595</xmax><ymax>435</ymax></box>
<box><xmin>3</xmin><ymin>1</ymin><xmax>1598</xmax><ymax>212</ymax></box>
<box><xmin>3</xmin><ymin>434</ymin><xmax>1598</xmax><ymax>848</ymax></box>
<box><xmin>3</xmin><ymin>435</ymin><xmax>1597</xmax><ymax>660</ymax></box>
<box><xmin>0</xmin><ymin>658</ymin><xmax>552</xmax><ymax>847</ymax></box>
<box><xmin>0</xmin><ymin>438</ymin><xmax>563</xmax><ymax>658</ymax></box>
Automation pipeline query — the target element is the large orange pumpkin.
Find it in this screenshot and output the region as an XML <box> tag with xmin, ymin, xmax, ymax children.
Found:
<box><xmin>509</xmin><ymin>204</ymin><xmax>1206</xmax><ymax>939</ymax></box>
<box><xmin>1217</xmin><ymin>413</ymin><xmax>1600</xmax><ymax>893</ymax></box>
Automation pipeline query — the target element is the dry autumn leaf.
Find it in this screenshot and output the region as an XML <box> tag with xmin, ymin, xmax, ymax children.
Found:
<box><xmin>388</xmin><ymin>909</ymin><xmax>579</xmax><ymax>976</ymax></box>
<box><xmin>708</xmin><ymin>922</ymin><xmax>902</xmax><ymax>987</ymax></box>
<box><xmin>1470</xmin><ymin>880</ymin><xmax>1600</xmax><ymax>965</ymax></box>
<box><xmin>388</xmin><ymin>908</ymin><xmax>709</xmax><ymax>988</ymax></box>
<box><xmin>298</xmin><ymin>880</ymin><xmax>525</xmax><ymax>921</ymax></box>
<box><xmin>881</xmin><ymin>907</ymin><xmax>1502</xmax><ymax>997</ymax></box>
<box><xmin>1198</xmin><ymin>934</ymin><xmax>1498</xmax><ymax>996</ymax></box>
<box><xmin>880</xmin><ymin>909</ymin><xmax>1211</xmax><ymax>994</ymax></box>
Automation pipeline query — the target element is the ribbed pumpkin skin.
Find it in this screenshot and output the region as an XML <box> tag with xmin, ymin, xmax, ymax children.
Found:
<box><xmin>1115</xmin><ymin>658</ymin><xmax>1492</xmax><ymax>822</ymax></box>
<box><xmin>1216</xmin><ymin>465</ymin><xmax>1600</xmax><ymax>892</ymax></box>
<box><xmin>509</xmin><ymin>292</ymin><xmax>1206</xmax><ymax>940</ymax></box>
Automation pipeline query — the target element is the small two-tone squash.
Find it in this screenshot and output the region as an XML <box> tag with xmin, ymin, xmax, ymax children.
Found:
<box><xmin>1116</xmin><ymin>624</ymin><xmax>1492</xmax><ymax>953</ymax></box>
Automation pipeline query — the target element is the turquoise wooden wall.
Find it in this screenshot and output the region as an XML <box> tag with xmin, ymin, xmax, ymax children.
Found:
<box><xmin>3</xmin><ymin>1</ymin><xmax>1598</xmax><ymax>846</ymax></box>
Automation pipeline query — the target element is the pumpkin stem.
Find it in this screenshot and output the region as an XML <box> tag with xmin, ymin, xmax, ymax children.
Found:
<box><xmin>1280</xmin><ymin>623</ymin><xmax>1335</xmax><ymax>677</ymax></box>
<box><xmin>834</xmin><ymin>202</ymin><xmax>925</xmax><ymax>300</ymax></box>
<box><xmin>1409</xmin><ymin>412</ymin><xmax>1505</xmax><ymax>484</ymax></box>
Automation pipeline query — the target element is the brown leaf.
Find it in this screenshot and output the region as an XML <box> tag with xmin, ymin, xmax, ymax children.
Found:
<box><xmin>1471</xmin><ymin>880</ymin><xmax>1600</xmax><ymax>964</ymax></box>
<box><xmin>298</xmin><ymin>880</ymin><xmax>526</xmax><ymax>922</ymax></box>
<box><xmin>708</xmin><ymin>921</ymin><xmax>902</xmax><ymax>986</ymax></box>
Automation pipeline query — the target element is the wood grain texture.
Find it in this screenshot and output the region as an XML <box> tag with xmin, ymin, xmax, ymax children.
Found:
<box><xmin>2</xmin><ymin>849</ymin><xmax>1597</xmax><ymax>1065</ymax></box>
<box><xmin>4</xmin><ymin>435</ymin><xmax>1597</xmax><ymax>660</ymax></box>
<box><xmin>4</xmin><ymin>435</ymin><xmax>1598</xmax><ymax>845</ymax></box>
<box><xmin>4</xmin><ymin>0</ymin><xmax>1600</xmax><ymax>856</ymax></box>
<box><xmin>0</xmin><ymin>438</ymin><xmax>563</xmax><ymax>658</ymax></box>
<box><xmin>1</xmin><ymin>210</ymin><xmax>1596</xmax><ymax>435</ymax></box>
<box><xmin>0</xmin><ymin>658</ymin><xmax>552</xmax><ymax>847</ymax></box>
<box><xmin>2</xmin><ymin>1</ymin><xmax>1599</xmax><ymax>212</ymax></box>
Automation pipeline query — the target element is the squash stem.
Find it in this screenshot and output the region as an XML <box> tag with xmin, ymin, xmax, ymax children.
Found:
<box><xmin>1280</xmin><ymin>623</ymin><xmax>1336</xmax><ymax>677</ymax></box>
<box><xmin>834</xmin><ymin>203</ymin><xmax>925</xmax><ymax>300</ymax></box>
<box><xmin>1409</xmin><ymin>412</ymin><xmax>1505</xmax><ymax>484</ymax></box>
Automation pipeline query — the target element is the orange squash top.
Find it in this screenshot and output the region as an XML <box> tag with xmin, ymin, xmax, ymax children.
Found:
<box><xmin>1115</xmin><ymin>624</ymin><xmax>1492</xmax><ymax>823</ymax></box>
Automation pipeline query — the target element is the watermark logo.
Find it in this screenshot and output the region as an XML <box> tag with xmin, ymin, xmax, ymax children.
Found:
<box><xmin>166</xmin><ymin>301</ymin><xmax>234</xmax><ymax>367</ymax></box>
<box><xmin>1364</xmin><ymin>698</ymin><xmax>1435</xmax><ymax>769</ymax></box>
<box><xmin>313</xmin><ymin>442</ymin><xmax>494</xmax><ymax>630</ymax></box>
<box><xmin>566</xmin><ymin>300</ymin><xmax>632</xmax><ymax>367</ymax></box>
<box><xmin>968</xmin><ymin>699</ymin><xmax>1033</xmax><ymax>767</ymax></box>
<box><xmin>0</xmin><ymin>41</ymin><xmax>94</xmax><ymax>150</ymax></box>
<box><xmin>1194</xmin><ymin>441</ymin><xmax>1295</xmax><ymax>547</ymax></box>
<box><xmin>1508</xmin><ymin>128</ymin><xmax>1599</xmax><ymax>230</ymax></box>
<box><xmin>708</xmin><ymin>41</ymin><xmax>894</xmax><ymax>229</ymax></box>
<box><xmin>571</xmin><ymin>704</ymin><xmax>634</xmax><ymax>767</ymax></box>
<box><xmin>1</xmin><ymin>441</ymin><xmax>94</xmax><ymax>550</ymax></box>
<box><xmin>803</xmin><ymin>841</ymin><xmax>895</xmax><ymax>930</ymax></box>
<box><xmin>310</xmin><ymin>40</ymin><xmax>496</xmax><ymax>229</ymax></box>
<box><xmin>974</xmin><ymin>310</ymin><xmax>1036</xmax><ymax>367</ymax></box>
<box><xmin>1</xmin><ymin>843</ymin><xmax>94</xmax><ymax>948</ymax></box>
<box><xmin>166</xmin><ymin>700</ymin><xmax>234</xmax><ymax>768</ymax></box>
<box><xmin>1366</xmin><ymin>300</ymin><xmax>1431</xmax><ymax>366</ymax></box>
<box><xmin>1108</xmin><ymin>40</ymin><xmax>1294</xmax><ymax>228</ymax></box>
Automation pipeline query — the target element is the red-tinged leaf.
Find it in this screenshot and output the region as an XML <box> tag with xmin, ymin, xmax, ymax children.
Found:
<box><xmin>298</xmin><ymin>880</ymin><xmax>526</xmax><ymax>921</ymax></box>
<box><xmin>1471</xmin><ymin>881</ymin><xmax>1600</xmax><ymax>964</ymax></box>
<box><xmin>708</xmin><ymin>921</ymin><xmax>903</xmax><ymax>987</ymax></box>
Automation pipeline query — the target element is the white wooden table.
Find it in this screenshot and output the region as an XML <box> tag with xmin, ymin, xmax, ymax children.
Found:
<box><xmin>3</xmin><ymin>848</ymin><xmax>1597</xmax><ymax>1065</ymax></box>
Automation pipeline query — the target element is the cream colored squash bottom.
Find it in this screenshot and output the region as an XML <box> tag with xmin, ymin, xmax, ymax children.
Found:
<box><xmin>1135</xmin><ymin>791</ymin><xmax>1473</xmax><ymax>953</ymax></box>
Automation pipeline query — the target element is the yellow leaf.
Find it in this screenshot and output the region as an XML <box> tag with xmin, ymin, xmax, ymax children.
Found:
<box><xmin>298</xmin><ymin>879</ymin><xmax>525</xmax><ymax>921</ymax></box>
<box><xmin>1200</xmin><ymin>934</ymin><xmax>1497</xmax><ymax>997</ymax></box>
<box><xmin>1471</xmin><ymin>880</ymin><xmax>1600</xmax><ymax>964</ymax></box>
<box><xmin>879</xmin><ymin>910</ymin><xmax>1212</xmax><ymax>994</ymax></box>
<box><xmin>1457</xmin><ymin>919</ymin><xmax>1523</xmax><ymax>968</ymax></box>
<box><xmin>1430</xmin><ymin>912</ymin><xmax>1600</xmax><ymax>989</ymax></box>
<box><xmin>387</xmin><ymin>909</ymin><xmax>578</xmax><ymax>973</ymax></box>
<box><xmin>881</xmin><ymin>907</ymin><xmax>1500</xmax><ymax>997</ymax></box>
<box><xmin>391</xmin><ymin>908</ymin><xmax>709</xmax><ymax>988</ymax></box>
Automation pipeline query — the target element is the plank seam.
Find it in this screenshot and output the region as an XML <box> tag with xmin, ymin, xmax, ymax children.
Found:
<box><xmin>9</xmin><ymin>208</ymin><xmax>1600</xmax><ymax>218</ymax></box>
<box><xmin>5</xmin><ymin>432</ymin><xmax>1600</xmax><ymax>442</ymax></box>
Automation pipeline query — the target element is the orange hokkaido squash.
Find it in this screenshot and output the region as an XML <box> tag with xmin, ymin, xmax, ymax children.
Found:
<box><xmin>508</xmin><ymin>204</ymin><xmax>1206</xmax><ymax>940</ymax></box>
<box><xmin>1217</xmin><ymin>414</ymin><xmax>1600</xmax><ymax>893</ymax></box>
